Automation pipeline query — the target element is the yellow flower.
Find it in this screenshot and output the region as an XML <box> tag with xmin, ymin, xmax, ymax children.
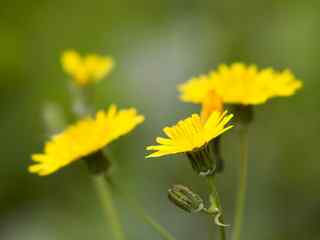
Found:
<box><xmin>179</xmin><ymin>75</ymin><xmax>214</xmax><ymax>104</ymax></box>
<box><xmin>61</xmin><ymin>50</ymin><xmax>114</xmax><ymax>85</ymax></box>
<box><xmin>179</xmin><ymin>63</ymin><xmax>302</xmax><ymax>105</ymax></box>
<box><xmin>146</xmin><ymin>111</ymin><xmax>233</xmax><ymax>158</ymax></box>
<box><xmin>29</xmin><ymin>105</ymin><xmax>144</xmax><ymax>176</ymax></box>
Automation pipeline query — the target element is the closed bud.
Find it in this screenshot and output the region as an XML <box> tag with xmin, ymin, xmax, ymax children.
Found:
<box><xmin>168</xmin><ymin>185</ymin><xmax>204</xmax><ymax>213</ymax></box>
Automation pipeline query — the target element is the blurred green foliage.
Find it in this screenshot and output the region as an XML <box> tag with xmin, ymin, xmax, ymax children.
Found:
<box><xmin>1</xmin><ymin>0</ymin><xmax>320</xmax><ymax>239</ymax></box>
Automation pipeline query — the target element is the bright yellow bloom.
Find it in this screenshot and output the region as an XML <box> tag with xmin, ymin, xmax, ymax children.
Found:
<box><xmin>179</xmin><ymin>63</ymin><xmax>302</xmax><ymax>105</ymax></box>
<box><xmin>61</xmin><ymin>50</ymin><xmax>114</xmax><ymax>85</ymax></box>
<box><xmin>179</xmin><ymin>75</ymin><xmax>214</xmax><ymax>104</ymax></box>
<box><xmin>146</xmin><ymin>111</ymin><xmax>233</xmax><ymax>158</ymax></box>
<box><xmin>30</xmin><ymin>105</ymin><xmax>144</xmax><ymax>176</ymax></box>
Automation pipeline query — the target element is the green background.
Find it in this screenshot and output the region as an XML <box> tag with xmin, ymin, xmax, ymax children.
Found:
<box><xmin>1</xmin><ymin>0</ymin><xmax>319</xmax><ymax>239</ymax></box>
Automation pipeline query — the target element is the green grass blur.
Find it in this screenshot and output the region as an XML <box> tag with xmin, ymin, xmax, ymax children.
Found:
<box><xmin>1</xmin><ymin>0</ymin><xmax>319</xmax><ymax>239</ymax></box>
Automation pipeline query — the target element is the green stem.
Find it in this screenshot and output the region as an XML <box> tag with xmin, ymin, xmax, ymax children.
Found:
<box><xmin>137</xmin><ymin>208</ymin><xmax>176</xmax><ymax>240</ymax></box>
<box><xmin>69</xmin><ymin>82</ymin><xmax>95</xmax><ymax>117</ymax></box>
<box><xmin>92</xmin><ymin>174</ymin><xmax>126</xmax><ymax>240</ymax></box>
<box><xmin>232</xmin><ymin>127</ymin><xmax>249</xmax><ymax>240</ymax></box>
<box><xmin>113</xmin><ymin>182</ymin><xmax>176</xmax><ymax>240</ymax></box>
<box><xmin>208</xmin><ymin>176</ymin><xmax>226</xmax><ymax>240</ymax></box>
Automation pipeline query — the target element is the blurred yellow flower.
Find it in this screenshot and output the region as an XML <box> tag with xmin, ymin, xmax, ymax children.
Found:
<box><xmin>179</xmin><ymin>75</ymin><xmax>214</xmax><ymax>104</ymax></box>
<box><xmin>29</xmin><ymin>105</ymin><xmax>144</xmax><ymax>176</ymax></box>
<box><xmin>179</xmin><ymin>63</ymin><xmax>302</xmax><ymax>105</ymax></box>
<box><xmin>61</xmin><ymin>50</ymin><xmax>114</xmax><ymax>85</ymax></box>
<box><xmin>146</xmin><ymin>111</ymin><xmax>233</xmax><ymax>158</ymax></box>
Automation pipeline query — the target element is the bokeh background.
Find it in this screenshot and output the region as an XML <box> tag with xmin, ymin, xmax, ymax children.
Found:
<box><xmin>1</xmin><ymin>0</ymin><xmax>319</xmax><ymax>239</ymax></box>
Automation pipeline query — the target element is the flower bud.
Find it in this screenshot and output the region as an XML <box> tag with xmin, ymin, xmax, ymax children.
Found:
<box><xmin>168</xmin><ymin>185</ymin><xmax>204</xmax><ymax>213</ymax></box>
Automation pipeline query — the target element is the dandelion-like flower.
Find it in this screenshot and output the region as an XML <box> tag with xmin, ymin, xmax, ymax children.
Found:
<box><xmin>146</xmin><ymin>111</ymin><xmax>233</xmax><ymax>157</ymax></box>
<box><xmin>146</xmin><ymin>111</ymin><xmax>233</xmax><ymax>176</ymax></box>
<box><xmin>179</xmin><ymin>63</ymin><xmax>302</xmax><ymax>105</ymax></box>
<box><xmin>30</xmin><ymin>105</ymin><xmax>144</xmax><ymax>176</ymax></box>
<box><xmin>61</xmin><ymin>50</ymin><xmax>114</xmax><ymax>85</ymax></box>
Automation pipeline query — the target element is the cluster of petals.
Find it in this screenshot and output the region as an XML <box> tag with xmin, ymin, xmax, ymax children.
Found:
<box><xmin>61</xmin><ymin>50</ymin><xmax>114</xmax><ymax>85</ymax></box>
<box><xmin>179</xmin><ymin>63</ymin><xmax>302</xmax><ymax>105</ymax></box>
<box><xmin>146</xmin><ymin>111</ymin><xmax>233</xmax><ymax>158</ymax></box>
<box><xmin>30</xmin><ymin>105</ymin><xmax>144</xmax><ymax>176</ymax></box>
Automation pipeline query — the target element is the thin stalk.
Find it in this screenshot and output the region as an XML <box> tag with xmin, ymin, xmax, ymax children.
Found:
<box><xmin>69</xmin><ymin>82</ymin><xmax>95</xmax><ymax>117</ymax></box>
<box><xmin>208</xmin><ymin>176</ymin><xmax>226</xmax><ymax>240</ymax></box>
<box><xmin>92</xmin><ymin>174</ymin><xmax>126</xmax><ymax>240</ymax></box>
<box><xmin>136</xmin><ymin>208</ymin><xmax>176</xmax><ymax>240</ymax></box>
<box><xmin>113</xmin><ymin>182</ymin><xmax>176</xmax><ymax>240</ymax></box>
<box><xmin>232</xmin><ymin>127</ymin><xmax>249</xmax><ymax>240</ymax></box>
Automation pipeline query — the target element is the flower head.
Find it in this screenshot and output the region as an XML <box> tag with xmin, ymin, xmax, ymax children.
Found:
<box><xmin>146</xmin><ymin>111</ymin><xmax>233</xmax><ymax>158</ymax></box>
<box><xmin>179</xmin><ymin>63</ymin><xmax>302</xmax><ymax>105</ymax></box>
<box><xmin>30</xmin><ymin>105</ymin><xmax>144</xmax><ymax>176</ymax></box>
<box><xmin>179</xmin><ymin>75</ymin><xmax>214</xmax><ymax>104</ymax></box>
<box><xmin>61</xmin><ymin>50</ymin><xmax>114</xmax><ymax>85</ymax></box>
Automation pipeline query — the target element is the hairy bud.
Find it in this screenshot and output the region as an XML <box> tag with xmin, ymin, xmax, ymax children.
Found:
<box><xmin>168</xmin><ymin>185</ymin><xmax>204</xmax><ymax>213</ymax></box>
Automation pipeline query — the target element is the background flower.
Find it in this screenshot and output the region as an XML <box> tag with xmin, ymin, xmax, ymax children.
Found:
<box><xmin>179</xmin><ymin>63</ymin><xmax>302</xmax><ymax>105</ymax></box>
<box><xmin>61</xmin><ymin>50</ymin><xmax>114</xmax><ymax>85</ymax></box>
<box><xmin>30</xmin><ymin>105</ymin><xmax>144</xmax><ymax>176</ymax></box>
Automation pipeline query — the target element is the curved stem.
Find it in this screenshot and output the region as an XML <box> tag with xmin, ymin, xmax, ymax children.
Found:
<box><xmin>92</xmin><ymin>174</ymin><xmax>126</xmax><ymax>240</ymax></box>
<box><xmin>137</xmin><ymin>209</ymin><xmax>177</xmax><ymax>240</ymax></box>
<box><xmin>208</xmin><ymin>176</ymin><xmax>226</xmax><ymax>240</ymax></box>
<box><xmin>232</xmin><ymin>127</ymin><xmax>249</xmax><ymax>240</ymax></box>
<box><xmin>113</xmin><ymin>182</ymin><xmax>177</xmax><ymax>240</ymax></box>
